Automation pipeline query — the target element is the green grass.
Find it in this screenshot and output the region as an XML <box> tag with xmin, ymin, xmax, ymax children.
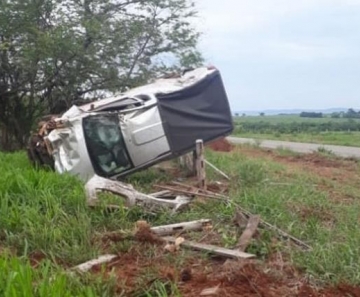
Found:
<box><xmin>0</xmin><ymin>255</ymin><xmax>103</xmax><ymax>296</ymax></box>
<box><xmin>233</xmin><ymin>115</ymin><xmax>360</xmax><ymax>147</ymax></box>
<box><xmin>236</xmin><ymin>131</ymin><xmax>360</xmax><ymax>147</ymax></box>
<box><xmin>206</xmin><ymin>148</ymin><xmax>360</xmax><ymax>284</ymax></box>
<box><xmin>235</xmin><ymin>114</ymin><xmax>360</xmax><ymax>124</ymax></box>
<box><xmin>1</xmin><ymin>149</ymin><xmax>360</xmax><ymax>295</ymax></box>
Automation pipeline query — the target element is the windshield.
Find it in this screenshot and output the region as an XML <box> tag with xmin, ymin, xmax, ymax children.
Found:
<box><xmin>83</xmin><ymin>114</ymin><xmax>133</xmax><ymax>177</ymax></box>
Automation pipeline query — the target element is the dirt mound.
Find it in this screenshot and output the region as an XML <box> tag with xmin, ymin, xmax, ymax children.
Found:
<box><xmin>207</xmin><ymin>138</ymin><xmax>233</xmax><ymax>152</ymax></box>
<box><xmin>134</xmin><ymin>220</ymin><xmax>165</xmax><ymax>244</ymax></box>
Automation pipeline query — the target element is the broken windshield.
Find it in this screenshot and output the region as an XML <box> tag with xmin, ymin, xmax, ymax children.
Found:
<box><xmin>83</xmin><ymin>114</ymin><xmax>133</xmax><ymax>177</ymax></box>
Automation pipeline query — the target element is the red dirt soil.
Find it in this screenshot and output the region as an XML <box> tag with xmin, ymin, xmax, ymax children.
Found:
<box><xmin>88</xmin><ymin>147</ymin><xmax>360</xmax><ymax>296</ymax></box>
<box><xmin>236</xmin><ymin>146</ymin><xmax>360</xmax><ymax>203</ymax></box>
<box><xmin>180</xmin><ymin>260</ymin><xmax>360</xmax><ymax>297</ymax></box>
<box><xmin>237</xmin><ymin>146</ymin><xmax>359</xmax><ymax>172</ymax></box>
<box><xmin>207</xmin><ymin>138</ymin><xmax>234</xmax><ymax>152</ymax></box>
<box><xmin>92</xmin><ymin>236</ymin><xmax>360</xmax><ymax>297</ymax></box>
<box><xmin>29</xmin><ymin>251</ymin><xmax>47</xmax><ymax>268</ymax></box>
<box><xmin>24</xmin><ymin>239</ymin><xmax>360</xmax><ymax>296</ymax></box>
<box><xmin>236</xmin><ymin>147</ymin><xmax>360</xmax><ymax>183</ymax></box>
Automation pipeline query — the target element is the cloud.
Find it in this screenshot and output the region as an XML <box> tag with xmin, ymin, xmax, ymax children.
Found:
<box><xmin>196</xmin><ymin>0</ymin><xmax>325</xmax><ymax>34</ymax></box>
<box><xmin>193</xmin><ymin>0</ymin><xmax>360</xmax><ymax>111</ymax></box>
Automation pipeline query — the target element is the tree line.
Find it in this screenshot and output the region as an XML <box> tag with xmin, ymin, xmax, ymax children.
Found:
<box><xmin>331</xmin><ymin>109</ymin><xmax>360</xmax><ymax>119</ymax></box>
<box><xmin>299</xmin><ymin>109</ymin><xmax>360</xmax><ymax>119</ymax></box>
<box><xmin>0</xmin><ymin>0</ymin><xmax>202</xmax><ymax>151</ymax></box>
<box><xmin>235</xmin><ymin>120</ymin><xmax>360</xmax><ymax>135</ymax></box>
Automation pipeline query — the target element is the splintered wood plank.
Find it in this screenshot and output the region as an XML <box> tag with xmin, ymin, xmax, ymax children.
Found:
<box><xmin>73</xmin><ymin>255</ymin><xmax>118</xmax><ymax>273</ymax></box>
<box><xmin>163</xmin><ymin>236</ymin><xmax>255</xmax><ymax>259</ymax></box>
<box><xmin>236</xmin><ymin>215</ymin><xmax>260</xmax><ymax>252</ymax></box>
<box><xmin>151</xmin><ymin>219</ymin><xmax>212</xmax><ymax>236</ymax></box>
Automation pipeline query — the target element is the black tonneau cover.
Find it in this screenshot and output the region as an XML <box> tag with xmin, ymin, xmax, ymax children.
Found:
<box><xmin>157</xmin><ymin>70</ymin><xmax>233</xmax><ymax>155</ymax></box>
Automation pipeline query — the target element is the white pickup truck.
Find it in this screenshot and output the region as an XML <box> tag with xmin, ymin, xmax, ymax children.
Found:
<box><xmin>28</xmin><ymin>66</ymin><xmax>233</xmax><ymax>183</ymax></box>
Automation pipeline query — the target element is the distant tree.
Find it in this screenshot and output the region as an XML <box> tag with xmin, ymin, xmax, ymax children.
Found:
<box><xmin>331</xmin><ymin>112</ymin><xmax>341</xmax><ymax>119</ymax></box>
<box><xmin>260</xmin><ymin>112</ymin><xmax>265</xmax><ymax>116</ymax></box>
<box><xmin>242</xmin><ymin>113</ymin><xmax>246</xmax><ymax>117</ymax></box>
<box><xmin>300</xmin><ymin>112</ymin><xmax>323</xmax><ymax>118</ymax></box>
<box><xmin>234</xmin><ymin>113</ymin><xmax>239</xmax><ymax>117</ymax></box>
<box><xmin>344</xmin><ymin>108</ymin><xmax>360</xmax><ymax>119</ymax></box>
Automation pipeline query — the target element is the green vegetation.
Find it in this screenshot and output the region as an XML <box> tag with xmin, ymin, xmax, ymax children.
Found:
<box><xmin>0</xmin><ymin>0</ymin><xmax>202</xmax><ymax>150</ymax></box>
<box><xmin>234</xmin><ymin>115</ymin><xmax>360</xmax><ymax>147</ymax></box>
<box><xmin>1</xmin><ymin>147</ymin><xmax>360</xmax><ymax>295</ymax></box>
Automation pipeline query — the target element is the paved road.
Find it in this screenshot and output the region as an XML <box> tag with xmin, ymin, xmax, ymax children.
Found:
<box><xmin>227</xmin><ymin>136</ymin><xmax>360</xmax><ymax>159</ymax></box>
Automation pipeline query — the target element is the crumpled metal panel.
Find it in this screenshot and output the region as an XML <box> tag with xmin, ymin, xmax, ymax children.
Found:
<box><xmin>46</xmin><ymin>107</ymin><xmax>95</xmax><ymax>182</ymax></box>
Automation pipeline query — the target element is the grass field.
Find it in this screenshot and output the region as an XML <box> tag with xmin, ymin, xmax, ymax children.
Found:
<box><xmin>235</xmin><ymin>114</ymin><xmax>359</xmax><ymax>124</ymax></box>
<box><xmin>233</xmin><ymin>115</ymin><xmax>360</xmax><ymax>147</ymax></box>
<box><xmin>1</xmin><ymin>147</ymin><xmax>360</xmax><ymax>296</ymax></box>
<box><xmin>237</xmin><ymin>131</ymin><xmax>360</xmax><ymax>147</ymax></box>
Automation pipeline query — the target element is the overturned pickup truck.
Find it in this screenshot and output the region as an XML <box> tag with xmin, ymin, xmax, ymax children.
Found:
<box><xmin>28</xmin><ymin>67</ymin><xmax>233</xmax><ymax>187</ymax></box>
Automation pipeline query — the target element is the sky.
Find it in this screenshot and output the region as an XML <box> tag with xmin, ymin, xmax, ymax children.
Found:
<box><xmin>195</xmin><ymin>0</ymin><xmax>360</xmax><ymax>112</ymax></box>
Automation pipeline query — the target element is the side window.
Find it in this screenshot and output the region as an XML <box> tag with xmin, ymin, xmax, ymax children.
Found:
<box><xmin>83</xmin><ymin>114</ymin><xmax>133</xmax><ymax>177</ymax></box>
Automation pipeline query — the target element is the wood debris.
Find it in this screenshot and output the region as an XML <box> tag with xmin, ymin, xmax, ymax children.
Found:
<box><xmin>234</xmin><ymin>206</ymin><xmax>312</xmax><ymax>251</ymax></box>
<box><xmin>236</xmin><ymin>215</ymin><xmax>260</xmax><ymax>252</ymax></box>
<box><xmin>73</xmin><ymin>255</ymin><xmax>117</xmax><ymax>273</ymax></box>
<box><xmin>163</xmin><ymin>236</ymin><xmax>256</xmax><ymax>259</ymax></box>
<box><xmin>153</xmin><ymin>184</ymin><xmax>228</xmax><ymax>201</ymax></box>
<box><xmin>85</xmin><ymin>174</ymin><xmax>192</xmax><ymax>212</ymax></box>
<box><xmin>164</xmin><ymin>237</ymin><xmax>185</xmax><ymax>253</ymax></box>
<box><xmin>151</xmin><ymin>219</ymin><xmax>212</xmax><ymax>236</ymax></box>
<box><xmin>200</xmin><ymin>285</ymin><xmax>220</xmax><ymax>296</ymax></box>
<box><xmin>196</xmin><ymin>139</ymin><xmax>207</xmax><ymax>189</ymax></box>
<box><xmin>204</xmin><ymin>159</ymin><xmax>230</xmax><ymax>180</ymax></box>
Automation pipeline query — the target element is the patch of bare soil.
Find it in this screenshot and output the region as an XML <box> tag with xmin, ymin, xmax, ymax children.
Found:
<box><xmin>92</xmin><ymin>243</ymin><xmax>360</xmax><ymax>297</ymax></box>
<box><xmin>236</xmin><ymin>146</ymin><xmax>360</xmax><ymax>203</ymax></box>
<box><xmin>181</xmin><ymin>256</ymin><xmax>360</xmax><ymax>297</ymax></box>
<box><xmin>207</xmin><ymin>138</ymin><xmax>234</xmax><ymax>152</ymax></box>
<box><xmin>29</xmin><ymin>251</ymin><xmax>47</xmax><ymax>268</ymax></box>
<box><xmin>238</xmin><ymin>146</ymin><xmax>358</xmax><ymax>173</ymax></box>
<box><xmin>92</xmin><ymin>227</ymin><xmax>360</xmax><ymax>297</ymax></box>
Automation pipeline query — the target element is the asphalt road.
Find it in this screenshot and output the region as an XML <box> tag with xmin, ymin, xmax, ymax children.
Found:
<box><xmin>227</xmin><ymin>136</ymin><xmax>360</xmax><ymax>159</ymax></box>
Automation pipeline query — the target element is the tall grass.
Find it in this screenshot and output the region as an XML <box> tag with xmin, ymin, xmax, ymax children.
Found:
<box><xmin>205</xmin><ymin>148</ymin><xmax>360</xmax><ymax>284</ymax></box>
<box><xmin>0</xmin><ymin>254</ymin><xmax>102</xmax><ymax>296</ymax></box>
<box><xmin>0</xmin><ymin>152</ymin><xmax>164</xmax><ymax>294</ymax></box>
<box><xmin>1</xmin><ymin>147</ymin><xmax>360</xmax><ymax>295</ymax></box>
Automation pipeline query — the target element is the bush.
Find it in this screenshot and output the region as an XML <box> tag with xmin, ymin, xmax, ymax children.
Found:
<box><xmin>300</xmin><ymin>112</ymin><xmax>323</xmax><ymax>118</ymax></box>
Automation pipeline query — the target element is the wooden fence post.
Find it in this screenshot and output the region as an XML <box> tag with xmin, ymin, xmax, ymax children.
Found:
<box><xmin>178</xmin><ymin>151</ymin><xmax>197</xmax><ymax>176</ymax></box>
<box><xmin>196</xmin><ymin>139</ymin><xmax>206</xmax><ymax>190</ymax></box>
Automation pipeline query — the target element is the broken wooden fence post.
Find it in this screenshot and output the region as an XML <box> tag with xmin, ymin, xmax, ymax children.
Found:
<box><xmin>235</xmin><ymin>206</ymin><xmax>312</xmax><ymax>251</ymax></box>
<box><xmin>163</xmin><ymin>236</ymin><xmax>255</xmax><ymax>259</ymax></box>
<box><xmin>236</xmin><ymin>215</ymin><xmax>260</xmax><ymax>252</ymax></box>
<box><xmin>196</xmin><ymin>139</ymin><xmax>206</xmax><ymax>190</ymax></box>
